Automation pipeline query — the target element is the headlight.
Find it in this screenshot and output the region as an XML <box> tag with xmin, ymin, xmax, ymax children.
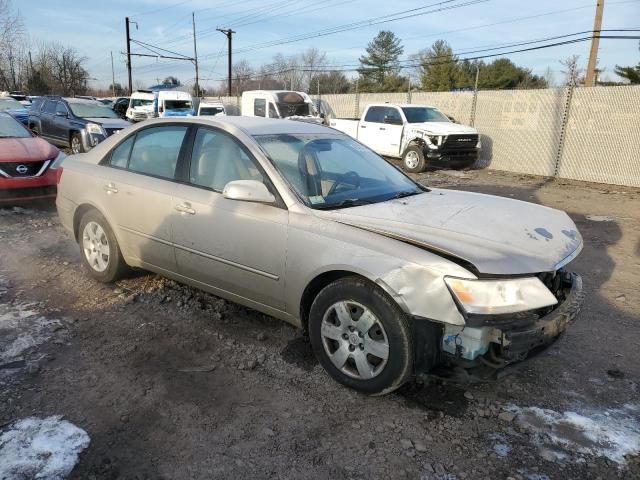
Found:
<box><xmin>444</xmin><ymin>276</ymin><xmax>558</xmax><ymax>315</ymax></box>
<box><xmin>51</xmin><ymin>151</ymin><xmax>67</xmax><ymax>167</ymax></box>
<box><xmin>86</xmin><ymin>123</ymin><xmax>104</xmax><ymax>135</ymax></box>
<box><xmin>427</xmin><ymin>135</ymin><xmax>441</xmax><ymax>146</ymax></box>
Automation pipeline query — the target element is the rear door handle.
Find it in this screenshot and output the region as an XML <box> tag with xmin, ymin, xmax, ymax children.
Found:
<box><xmin>379</xmin><ymin>127</ymin><xmax>386</xmax><ymax>131</ymax></box>
<box><xmin>103</xmin><ymin>183</ymin><xmax>118</xmax><ymax>194</ymax></box>
<box><xmin>175</xmin><ymin>203</ymin><xmax>196</xmax><ymax>215</ymax></box>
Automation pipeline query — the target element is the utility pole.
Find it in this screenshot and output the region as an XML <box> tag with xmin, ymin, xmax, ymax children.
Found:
<box><xmin>110</xmin><ymin>51</ymin><xmax>116</xmax><ymax>97</ymax></box>
<box><xmin>217</xmin><ymin>28</ymin><xmax>235</xmax><ymax>96</ymax></box>
<box><xmin>125</xmin><ymin>17</ymin><xmax>133</xmax><ymax>95</ymax></box>
<box><xmin>192</xmin><ymin>12</ymin><xmax>200</xmax><ymax>97</ymax></box>
<box><xmin>585</xmin><ymin>0</ymin><xmax>605</xmax><ymax>87</ymax></box>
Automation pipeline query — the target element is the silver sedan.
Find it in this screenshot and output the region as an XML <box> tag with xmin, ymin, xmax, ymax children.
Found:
<box><xmin>56</xmin><ymin>117</ymin><xmax>584</xmax><ymax>395</ymax></box>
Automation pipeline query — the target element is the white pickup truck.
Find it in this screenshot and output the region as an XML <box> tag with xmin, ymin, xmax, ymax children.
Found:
<box><xmin>329</xmin><ymin>103</ymin><xmax>480</xmax><ymax>172</ymax></box>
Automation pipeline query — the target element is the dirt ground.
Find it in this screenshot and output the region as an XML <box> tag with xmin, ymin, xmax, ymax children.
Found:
<box><xmin>1</xmin><ymin>168</ymin><xmax>639</xmax><ymax>480</ymax></box>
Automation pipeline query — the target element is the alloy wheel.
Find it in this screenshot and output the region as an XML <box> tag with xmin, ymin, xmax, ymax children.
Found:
<box><xmin>404</xmin><ymin>150</ymin><xmax>419</xmax><ymax>170</ymax></box>
<box><xmin>320</xmin><ymin>300</ymin><xmax>389</xmax><ymax>380</ymax></box>
<box><xmin>82</xmin><ymin>221</ymin><xmax>110</xmax><ymax>272</ymax></box>
<box><xmin>71</xmin><ymin>136</ymin><xmax>81</xmax><ymax>154</ymax></box>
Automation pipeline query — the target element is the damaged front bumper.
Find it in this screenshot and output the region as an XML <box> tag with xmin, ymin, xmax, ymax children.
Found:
<box><xmin>440</xmin><ymin>272</ymin><xmax>584</xmax><ymax>369</ymax></box>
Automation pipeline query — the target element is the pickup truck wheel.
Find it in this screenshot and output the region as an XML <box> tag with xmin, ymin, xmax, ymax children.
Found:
<box><xmin>309</xmin><ymin>277</ymin><xmax>413</xmax><ymax>395</ymax></box>
<box><xmin>78</xmin><ymin>210</ymin><xmax>128</xmax><ymax>283</ymax></box>
<box><xmin>71</xmin><ymin>133</ymin><xmax>84</xmax><ymax>154</ymax></box>
<box><xmin>402</xmin><ymin>145</ymin><xmax>427</xmax><ymax>173</ymax></box>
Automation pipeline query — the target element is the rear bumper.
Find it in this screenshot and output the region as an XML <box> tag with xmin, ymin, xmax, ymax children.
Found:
<box><xmin>0</xmin><ymin>170</ymin><xmax>57</xmax><ymax>202</ymax></box>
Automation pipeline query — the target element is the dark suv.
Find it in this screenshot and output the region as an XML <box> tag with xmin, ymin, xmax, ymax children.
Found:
<box><xmin>29</xmin><ymin>96</ymin><xmax>131</xmax><ymax>153</ymax></box>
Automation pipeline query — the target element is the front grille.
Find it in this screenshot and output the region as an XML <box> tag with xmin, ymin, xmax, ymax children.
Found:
<box><xmin>0</xmin><ymin>185</ymin><xmax>56</xmax><ymax>200</ymax></box>
<box><xmin>0</xmin><ymin>161</ymin><xmax>47</xmax><ymax>177</ymax></box>
<box><xmin>444</xmin><ymin>134</ymin><xmax>478</xmax><ymax>149</ymax></box>
<box><xmin>105</xmin><ymin>128</ymin><xmax>123</xmax><ymax>136</ymax></box>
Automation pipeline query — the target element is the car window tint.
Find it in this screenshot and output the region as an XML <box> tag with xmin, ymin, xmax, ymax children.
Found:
<box><xmin>190</xmin><ymin>128</ymin><xmax>263</xmax><ymax>192</ymax></box>
<box><xmin>55</xmin><ymin>102</ymin><xmax>67</xmax><ymax>115</ymax></box>
<box><xmin>254</xmin><ymin>98</ymin><xmax>266</xmax><ymax>117</ymax></box>
<box><xmin>110</xmin><ymin>136</ymin><xmax>135</xmax><ymax>169</ymax></box>
<box><xmin>268</xmin><ymin>103</ymin><xmax>278</xmax><ymax>118</ymax></box>
<box><xmin>128</xmin><ymin>126</ymin><xmax>187</xmax><ymax>179</ymax></box>
<box><xmin>43</xmin><ymin>100</ymin><xmax>57</xmax><ymax>114</ymax></box>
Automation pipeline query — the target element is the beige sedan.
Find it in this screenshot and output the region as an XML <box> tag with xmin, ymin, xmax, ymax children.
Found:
<box><xmin>56</xmin><ymin>117</ymin><xmax>584</xmax><ymax>394</ymax></box>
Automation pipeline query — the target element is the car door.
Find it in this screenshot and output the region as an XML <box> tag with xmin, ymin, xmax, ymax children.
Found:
<box><xmin>375</xmin><ymin>106</ymin><xmax>404</xmax><ymax>156</ymax></box>
<box><xmin>98</xmin><ymin>125</ymin><xmax>189</xmax><ymax>273</ymax></box>
<box><xmin>357</xmin><ymin>106</ymin><xmax>387</xmax><ymax>154</ymax></box>
<box><xmin>40</xmin><ymin>100</ymin><xmax>58</xmax><ymax>142</ymax></box>
<box><xmin>52</xmin><ymin>102</ymin><xmax>70</xmax><ymax>141</ymax></box>
<box><xmin>171</xmin><ymin>126</ymin><xmax>288</xmax><ymax>310</ymax></box>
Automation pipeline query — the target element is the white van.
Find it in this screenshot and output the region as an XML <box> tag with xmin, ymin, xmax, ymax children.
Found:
<box><xmin>126</xmin><ymin>90</ymin><xmax>194</xmax><ymax>122</ymax></box>
<box><xmin>241</xmin><ymin>90</ymin><xmax>323</xmax><ymax>124</ymax></box>
<box><xmin>197</xmin><ymin>100</ymin><xmax>226</xmax><ymax>117</ymax></box>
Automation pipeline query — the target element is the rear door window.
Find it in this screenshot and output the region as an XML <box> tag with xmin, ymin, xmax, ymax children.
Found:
<box><xmin>127</xmin><ymin>126</ymin><xmax>188</xmax><ymax>179</ymax></box>
<box><xmin>43</xmin><ymin>100</ymin><xmax>57</xmax><ymax>114</ymax></box>
<box><xmin>254</xmin><ymin>98</ymin><xmax>266</xmax><ymax>117</ymax></box>
<box><xmin>109</xmin><ymin>136</ymin><xmax>135</xmax><ymax>169</ymax></box>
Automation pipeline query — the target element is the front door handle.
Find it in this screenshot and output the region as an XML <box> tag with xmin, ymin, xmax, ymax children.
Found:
<box><xmin>379</xmin><ymin>127</ymin><xmax>386</xmax><ymax>131</ymax></box>
<box><xmin>103</xmin><ymin>183</ymin><xmax>118</xmax><ymax>194</ymax></box>
<box><xmin>175</xmin><ymin>203</ymin><xmax>196</xmax><ymax>215</ymax></box>
<box><xmin>360</xmin><ymin>125</ymin><xmax>367</xmax><ymax>128</ymax></box>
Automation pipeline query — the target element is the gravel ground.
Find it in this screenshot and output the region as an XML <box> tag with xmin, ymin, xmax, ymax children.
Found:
<box><xmin>0</xmin><ymin>168</ymin><xmax>639</xmax><ymax>480</ymax></box>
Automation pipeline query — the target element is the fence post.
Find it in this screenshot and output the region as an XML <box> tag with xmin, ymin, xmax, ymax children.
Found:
<box><xmin>554</xmin><ymin>67</ymin><xmax>577</xmax><ymax>177</ymax></box>
<box><xmin>469</xmin><ymin>66</ymin><xmax>479</xmax><ymax>126</ymax></box>
<box><xmin>354</xmin><ymin>79</ymin><xmax>360</xmax><ymax>118</ymax></box>
<box><xmin>407</xmin><ymin>79</ymin><xmax>412</xmax><ymax>104</ymax></box>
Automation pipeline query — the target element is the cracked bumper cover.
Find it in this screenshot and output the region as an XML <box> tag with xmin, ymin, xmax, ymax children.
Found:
<box><xmin>501</xmin><ymin>273</ymin><xmax>584</xmax><ymax>362</ymax></box>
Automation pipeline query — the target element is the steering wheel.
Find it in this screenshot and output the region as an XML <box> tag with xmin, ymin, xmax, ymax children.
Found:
<box><xmin>327</xmin><ymin>170</ymin><xmax>361</xmax><ymax>196</ymax></box>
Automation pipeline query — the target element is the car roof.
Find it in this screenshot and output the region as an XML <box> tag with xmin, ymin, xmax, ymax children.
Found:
<box><xmin>205</xmin><ymin>116</ymin><xmax>331</xmax><ymax>135</ymax></box>
<box><xmin>63</xmin><ymin>97</ymin><xmax>103</xmax><ymax>105</ymax></box>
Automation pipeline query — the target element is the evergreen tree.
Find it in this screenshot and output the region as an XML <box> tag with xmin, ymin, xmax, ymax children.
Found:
<box><xmin>614</xmin><ymin>63</ymin><xmax>640</xmax><ymax>84</ymax></box>
<box><xmin>358</xmin><ymin>31</ymin><xmax>404</xmax><ymax>88</ymax></box>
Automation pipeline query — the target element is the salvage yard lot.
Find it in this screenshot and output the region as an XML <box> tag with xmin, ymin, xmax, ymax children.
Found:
<box><xmin>1</xmin><ymin>168</ymin><xmax>639</xmax><ymax>479</ymax></box>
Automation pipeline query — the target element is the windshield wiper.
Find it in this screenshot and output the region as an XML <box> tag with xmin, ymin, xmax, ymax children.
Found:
<box><xmin>392</xmin><ymin>190</ymin><xmax>423</xmax><ymax>200</ymax></box>
<box><xmin>315</xmin><ymin>198</ymin><xmax>374</xmax><ymax>210</ymax></box>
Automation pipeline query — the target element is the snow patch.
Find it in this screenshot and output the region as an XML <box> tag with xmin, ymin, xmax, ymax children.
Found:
<box><xmin>510</xmin><ymin>404</ymin><xmax>640</xmax><ymax>465</ymax></box>
<box><xmin>0</xmin><ymin>416</ymin><xmax>90</xmax><ymax>479</ymax></box>
<box><xmin>0</xmin><ymin>302</ymin><xmax>62</xmax><ymax>366</ymax></box>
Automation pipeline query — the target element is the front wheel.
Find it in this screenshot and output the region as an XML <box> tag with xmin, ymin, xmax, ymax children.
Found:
<box><xmin>78</xmin><ymin>210</ymin><xmax>128</xmax><ymax>282</ymax></box>
<box><xmin>402</xmin><ymin>145</ymin><xmax>427</xmax><ymax>173</ymax></box>
<box><xmin>309</xmin><ymin>277</ymin><xmax>413</xmax><ymax>395</ymax></box>
<box><xmin>70</xmin><ymin>133</ymin><xmax>84</xmax><ymax>154</ymax></box>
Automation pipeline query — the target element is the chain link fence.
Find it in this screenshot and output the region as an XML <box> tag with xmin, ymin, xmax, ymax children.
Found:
<box><xmin>214</xmin><ymin>85</ymin><xmax>640</xmax><ymax>187</ymax></box>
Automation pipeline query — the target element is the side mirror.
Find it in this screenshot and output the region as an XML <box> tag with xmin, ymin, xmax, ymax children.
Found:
<box><xmin>56</xmin><ymin>111</ymin><xmax>67</xmax><ymax>117</ymax></box>
<box><xmin>223</xmin><ymin>180</ymin><xmax>275</xmax><ymax>204</ymax></box>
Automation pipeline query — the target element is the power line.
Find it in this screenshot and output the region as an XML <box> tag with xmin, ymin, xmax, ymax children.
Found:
<box><xmin>129</xmin><ymin>0</ymin><xmax>192</xmax><ymax>18</ymax></box>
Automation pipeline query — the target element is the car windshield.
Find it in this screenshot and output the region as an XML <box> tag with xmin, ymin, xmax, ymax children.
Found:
<box><xmin>0</xmin><ymin>98</ymin><xmax>24</xmax><ymax>110</ymax></box>
<box><xmin>199</xmin><ymin>106</ymin><xmax>225</xmax><ymax>116</ymax></box>
<box><xmin>0</xmin><ymin>115</ymin><xmax>31</xmax><ymax>138</ymax></box>
<box><xmin>401</xmin><ymin>107</ymin><xmax>450</xmax><ymax>123</ymax></box>
<box><xmin>254</xmin><ymin>133</ymin><xmax>425</xmax><ymax>209</ymax></box>
<box><xmin>131</xmin><ymin>98</ymin><xmax>153</xmax><ymax>108</ymax></box>
<box><xmin>68</xmin><ymin>102</ymin><xmax>118</xmax><ymax>118</ymax></box>
<box><xmin>164</xmin><ymin>100</ymin><xmax>192</xmax><ymax>111</ymax></box>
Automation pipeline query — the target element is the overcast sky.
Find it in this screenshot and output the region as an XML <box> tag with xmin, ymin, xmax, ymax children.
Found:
<box><xmin>15</xmin><ymin>0</ymin><xmax>640</xmax><ymax>90</ymax></box>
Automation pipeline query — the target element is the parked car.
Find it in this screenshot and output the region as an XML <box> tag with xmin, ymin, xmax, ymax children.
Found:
<box><xmin>8</xmin><ymin>91</ymin><xmax>31</xmax><ymax>107</ymax></box>
<box><xmin>29</xmin><ymin>96</ymin><xmax>131</xmax><ymax>154</ymax></box>
<box><xmin>126</xmin><ymin>90</ymin><xmax>194</xmax><ymax>122</ymax></box>
<box><xmin>0</xmin><ymin>112</ymin><xmax>65</xmax><ymax>202</ymax></box>
<box><xmin>241</xmin><ymin>90</ymin><xmax>324</xmax><ymax>124</ymax></box>
<box><xmin>56</xmin><ymin>117</ymin><xmax>584</xmax><ymax>395</ymax></box>
<box><xmin>0</xmin><ymin>96</ymin><xmax>30</xmax><ymax>125</ymax></box>
<box><xmin>330</xmin><ymin>104</ymin><xmax>480</xmax><ymax>172</ymax></box>
<box><xmin>98</xmin><ymin>98</ymin><xmax>114</xmax><ymax>108</ymax></box>
<box><xmin>112</xmin><ymin>97</ymin><xmax>130</xmax><ymax>119</ymax></box>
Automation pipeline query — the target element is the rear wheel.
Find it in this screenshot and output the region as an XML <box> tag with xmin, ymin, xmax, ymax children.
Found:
<box><xmin>78</xmin><ymin>210</ymin><xmax>128</xmax><ymax>282</ymax></box>
<box><xmin>402</xmin><ymin>145</ymin><xmax>427</xmax><ymax>173</ymax></box>
<box><xmin>309</xmin><ymin>277</ymin><xmax>413</xmax><ymax>395</ymax></box>
<box><xmin>70</xmin><ymin>133</ymin><xmax>84</xmax><ymax>154</ymax></box>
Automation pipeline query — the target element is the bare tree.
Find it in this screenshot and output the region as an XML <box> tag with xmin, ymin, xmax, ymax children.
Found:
<box><xmin>232</xmin><ymin>59</ymin><xmax>254</xmax><ymax>95</ymax></box>
<box><xmin>559</xmin><ymin>55</ymin><xmax>584</xmax><ymax>86</ymax></box>
<box><xmin>0</xmin><ymin>0</ymin><xmax>27</xmax><ymax>90</ymax></box>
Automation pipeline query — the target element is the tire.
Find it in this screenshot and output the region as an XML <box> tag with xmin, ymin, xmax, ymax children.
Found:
<box><xmin>70</xmin><ymin>132</ymin><xmax>84</xmax><ymax>154</ymax></box>
<box><xmin>402</xmin><ymin>144</ymin><xmax>427</xmax><ymax>173</ymax></box>
<box><xmin>78</xmin><ymin>209</ymin><xmax>128</xmax><ymax>283</ymax></box>
<box><xmin>309</xmin><ymin>277</ymin><xmax>413</xmax><ymax>395</ymax></box>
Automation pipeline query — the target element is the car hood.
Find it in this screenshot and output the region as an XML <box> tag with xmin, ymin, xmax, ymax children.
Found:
<box><xmin>84</xmin><ymin>118</ymin><xmax>131</xmax><ymax>129</ymax></box>
<box><xmin>317</xmin><ymin>189</ymin><xmax>582</xmax><ymax>275</ymax></box>
<box><xmin>2</xmin><ymin>107</ymin><xmax>28</xmax><ymax>117</ymax></box>
<box><xmin>407</xmin><ymin>122</ymin><xmax>477</xmax><ymax>135</ymax></box>
<box><xmin>0</xmin><ymin>137</ymin><xmax>58</xmax><ymax>163</ymax></box>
